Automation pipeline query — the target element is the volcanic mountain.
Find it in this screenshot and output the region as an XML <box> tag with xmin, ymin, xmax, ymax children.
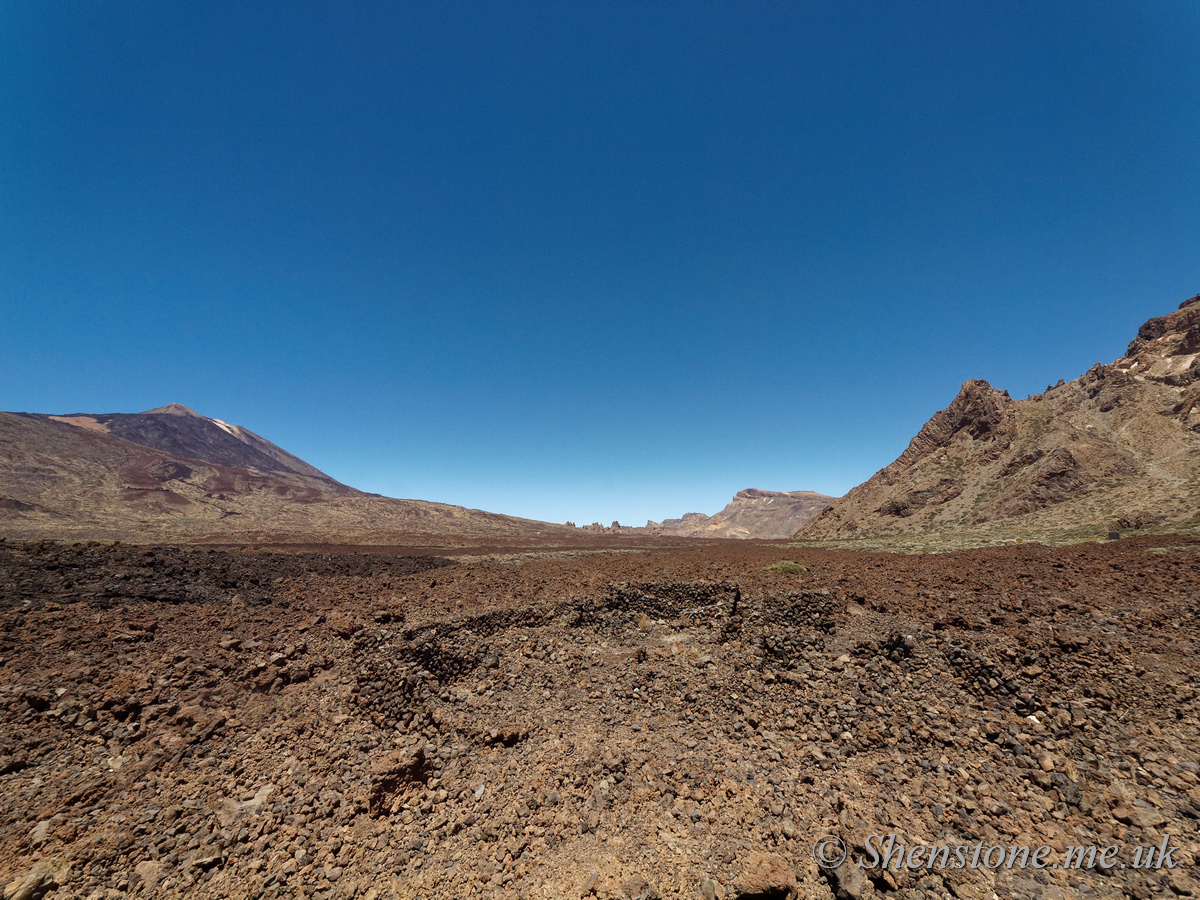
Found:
<box><xmin>0</xmin><ymin>404</ymin><xmax>573</xmax><ymax>544</ymax></box>
<box><xmin>801</xmin><ymin>294</ymin><xmax>1200</xmax><ymax>541</ymax></box>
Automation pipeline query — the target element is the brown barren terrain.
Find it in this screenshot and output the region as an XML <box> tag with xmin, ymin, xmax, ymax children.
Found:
<box><xmin>1</xmin><ymin>535</ymin><xmax>1198</xmax><ymax>900</ymax></box>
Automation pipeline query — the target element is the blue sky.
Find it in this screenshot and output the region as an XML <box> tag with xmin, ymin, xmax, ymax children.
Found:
<box><xmin>3</xmin><ymin>1</ymin><xmax>1198</xmax><ymax>526</ymax></box>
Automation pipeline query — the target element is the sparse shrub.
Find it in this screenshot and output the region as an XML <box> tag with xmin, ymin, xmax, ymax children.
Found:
<box><xmin>764</xmin><ymin>561</ymin><xmax>808</xmax><ymax>575</ymax></box>
<box><xmin>636</xmin><ymin>612</ymin><xmax>653</xmax><ymax>632</ymax></box>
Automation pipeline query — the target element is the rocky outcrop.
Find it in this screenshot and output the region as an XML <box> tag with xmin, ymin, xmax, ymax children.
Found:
<box><xmin>802</xmin><ymin>295</ymin><xmax>1200</xmax><ymax>540</ymax></box>
<box><xmin>882</xmin><ymin>380</ymin><xmax>1017</xmax><ymax>480</ymax></box>
<box><xmin>1121</xmin><ymin>294</ymin><xmax>1200</xmax><ymax>386</ymax></box>
<box><xmin>877</xmin><ymin>477</ymin><xmax>964</xmax><ymax>518</ymax></box>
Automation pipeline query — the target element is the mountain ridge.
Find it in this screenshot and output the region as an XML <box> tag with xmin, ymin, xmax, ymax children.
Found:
<box><xmin>800</xmin><ymin>294</ymin><xmax>1200</xmax><ymax>541</ymax></box>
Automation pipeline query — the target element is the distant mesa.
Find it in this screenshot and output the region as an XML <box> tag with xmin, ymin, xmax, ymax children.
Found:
<box><xmin>645</xmin><ymin>489</ymin><xmax>835</xmax><ymax>539</ymax></box>
<box><xmin>571</xmin><ymin>489</ymin><xmax>837</xmax><ymax>539</ymax></box>
<box><xmin>800</xmin><ymin>292</ymin><xmax>1200</xmax><ymax>540</ymax></box>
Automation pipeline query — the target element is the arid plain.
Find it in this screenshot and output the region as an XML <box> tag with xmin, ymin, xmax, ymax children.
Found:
<box><xmin>1</xmin><ymin>535</ymin><xmax>1198</xmax><ymax>900</ymax></box>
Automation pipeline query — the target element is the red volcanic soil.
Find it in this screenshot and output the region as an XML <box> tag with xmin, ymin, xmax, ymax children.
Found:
<box><xmin>0</xmin><ymin>536</ymin><xmax>1198</xmax><ymax>899</ymax></box>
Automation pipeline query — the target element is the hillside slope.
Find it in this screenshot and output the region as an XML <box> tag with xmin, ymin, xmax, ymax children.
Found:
<box><xmin>0</xmin><ymin>405</ymin><xmax>574</xmax><ymax>544</ymax></box>
<box><xmin>801</xmin><ymin>295</ymin><xmax>1200</xmax><ymax>541</ymax></box>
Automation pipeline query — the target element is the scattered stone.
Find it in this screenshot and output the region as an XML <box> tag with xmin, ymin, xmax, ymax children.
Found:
<box><xmin>1112</xmin><ymin>801</ymin><xmax>1166</xmax><ymax>829</ymax></box>
<box><xmin>2</xmin><ymin>857</ymin><xmax>72</xmax><ymax>900</ymax></box>
<box><xmin>622</xmin><ymin>874</ymin><xmax>661</xmax><ymax>900</ymax></box>
<box><xmin>828</xmin><ymin>857</ymin><xmax>872</xmax><ymax>900</ymax></box>
<box><xmin>733</xmin><ymin>851</ymin><xmax>798</xmax><ymax>899</ymax></box>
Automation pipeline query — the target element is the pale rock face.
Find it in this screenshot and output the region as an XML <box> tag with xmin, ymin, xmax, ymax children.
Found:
<box><xmin>639</xmin><ymin>489</ymin><xmax>836</xmax><ymax>539</ymax></box>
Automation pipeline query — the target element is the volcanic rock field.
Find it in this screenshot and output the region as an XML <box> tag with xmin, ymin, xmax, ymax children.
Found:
<box><xmin>1</xmin><ymin>536</ymin><xmax>1198</xmax><ymax>900</ymax></box>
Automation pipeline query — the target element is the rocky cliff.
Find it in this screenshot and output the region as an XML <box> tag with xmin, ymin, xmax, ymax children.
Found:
<box><xmin>639</xmin><ymin>489</ymin><xmax>835</xmax><ymax>539</ymax></box>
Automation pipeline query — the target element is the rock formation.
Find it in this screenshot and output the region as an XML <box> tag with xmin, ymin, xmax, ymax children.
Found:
<box><xmin>642</xmin><ymin>490</ymin><xmax>836</xmax><ymax>539</ymax></box>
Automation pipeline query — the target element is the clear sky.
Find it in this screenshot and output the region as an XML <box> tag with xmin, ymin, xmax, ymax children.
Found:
<box><xmin>3</xmin><ymin>2</ymin><xmax>1198</xmax><ymax>527</ymax></box>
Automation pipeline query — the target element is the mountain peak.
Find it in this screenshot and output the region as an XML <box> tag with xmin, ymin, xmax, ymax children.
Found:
<box><xmin>140</xmin><ymin>403</ymin><xmax>204</xmax><ymax>417</ymax></box>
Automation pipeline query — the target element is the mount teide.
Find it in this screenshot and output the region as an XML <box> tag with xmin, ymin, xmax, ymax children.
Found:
<box><xmin>0</xmin><ymin>404</ymin><xmax>573</xmax><ymax>544</ymax></box>
<box><xmin>801</xmin><ymin>294</ymin><xmax>1200</xmax><ymax>542</ymax></box>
